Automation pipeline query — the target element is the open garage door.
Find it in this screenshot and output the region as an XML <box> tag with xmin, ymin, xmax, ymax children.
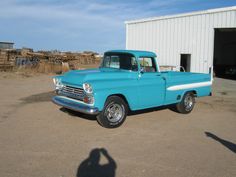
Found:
<box><xmin>213</xmin><ymin>28</ymin><xmax>236</xmax><ymax>80</ymax></box>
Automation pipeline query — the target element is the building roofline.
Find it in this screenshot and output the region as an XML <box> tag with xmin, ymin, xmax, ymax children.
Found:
<box><xmin>0</xmin><ymin>41</ymin><xmax>14</xmax><ymax>44</ymax></box>
<box><xmin>125</xmin><ymin>6</ymin><xmax>236</xmax><ymax>24</ymax></box>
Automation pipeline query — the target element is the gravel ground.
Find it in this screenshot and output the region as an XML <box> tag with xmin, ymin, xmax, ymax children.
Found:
<box><xmin>0</xmin><ymin>73</ymin><xmax>235</xmax><ymax>177</ymax></box>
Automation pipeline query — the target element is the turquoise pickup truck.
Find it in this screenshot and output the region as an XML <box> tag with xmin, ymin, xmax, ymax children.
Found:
<box><xmin>52</xmin><ymin>50</ymin><xmax>212</xmax><ymax>128</ymax></box>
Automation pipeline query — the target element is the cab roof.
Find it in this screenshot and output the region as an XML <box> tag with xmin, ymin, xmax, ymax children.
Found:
<box><xmin>105</xmin><ymin>50</ymin><xmax>157</xmax><ymax>58</ymax></box>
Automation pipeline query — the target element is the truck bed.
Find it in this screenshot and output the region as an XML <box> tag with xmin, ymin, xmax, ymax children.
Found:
<box><xmin>161</xmin><ymin>71</ymin><xmax>212</xmax><ymax>105</ymax></box>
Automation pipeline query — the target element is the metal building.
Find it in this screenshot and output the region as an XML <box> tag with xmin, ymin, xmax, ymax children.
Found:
<box><xmin>125</xmin><ymin>6</ymin><xmax>236</xmax><ymax>77</ymax></box>
<box><xmin>0</xmin><ymin>42</ymin><xmax>14</xmax><ymax>49</ymax></box>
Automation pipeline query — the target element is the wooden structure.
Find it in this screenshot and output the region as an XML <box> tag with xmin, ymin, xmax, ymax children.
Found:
<box><xmin>0</xmin><ymin>48</ymin><xmax>101</xmax><ymax>72</ymax></box>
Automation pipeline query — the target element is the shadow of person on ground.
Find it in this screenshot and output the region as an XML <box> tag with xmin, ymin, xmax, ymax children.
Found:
<box><xmin>77</xmin><ymin>148</ymin><xmax>117</xmax><ymax>177</ymax></box>
<box><xmin>205</xmin><ymin>131</ymin><xmax>236</xmax><ymax>153</ymax></box>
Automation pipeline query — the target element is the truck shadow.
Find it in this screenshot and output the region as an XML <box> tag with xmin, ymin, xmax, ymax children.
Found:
<box><xmin>205</xmin><ymin>131</ymin><xmax>236</xmax><ymax>154</ymax></box>
<box><xmin>20</xmin><ymin>91</ymin><xmax>55</xmax><ymax>105</ymax></box>
<box><xmin>60</xmin><ymin>105</ymin><xmax>177</xmax><ymax>121</ymax></box>
<box><xmin>2</xmin><ymin>91</ymin><xmax>56</xmax><ymax>120</ymax></box>
<box><xmin>128</xmin><ymin>104</ymin><xmax>177</xmax><ymax>116</ymax></box>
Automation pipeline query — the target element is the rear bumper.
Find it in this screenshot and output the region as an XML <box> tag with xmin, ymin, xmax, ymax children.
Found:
<box><xmin>52</xmin><ymin>96</ymin><xmax>99</xmax><ymax>115</ymax></box>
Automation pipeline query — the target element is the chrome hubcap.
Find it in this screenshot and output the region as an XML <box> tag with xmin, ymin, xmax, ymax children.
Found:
<box><xmin>184</xmin><ymin>95</ymin><xmax>193</xmax><ymax>111</ymax></box>
<box><xmin>105</xmin><ymin>103</ymin><xmax>123</xmax><ymax>123</ymax></box>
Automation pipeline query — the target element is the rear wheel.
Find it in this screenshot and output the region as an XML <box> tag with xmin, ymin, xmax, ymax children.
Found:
<box><xmin>97</xmin><ymin>96</ymin><xmax>128</xmax><ymax>128</ymax></box>
<box><xmin>175</xmin><ymin>92</ymin><xmax>195</xmax><ymax>114</ymax></box>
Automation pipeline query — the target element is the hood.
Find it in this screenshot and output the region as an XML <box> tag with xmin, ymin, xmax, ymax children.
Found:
<box><xmin>60</xmin><ymin>68</ymin><xmax>134</xmax><ymax>87</ymax></box>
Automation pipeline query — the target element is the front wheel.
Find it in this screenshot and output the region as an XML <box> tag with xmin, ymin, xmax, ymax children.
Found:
<box><xmin>96</xmin><ymin>96</ymin><xmax>128</xmax><ymax>128</ymax></box>
<box><xmin>175</xmin><ymin>92</ymin><xmax>195</xmax><ymax>114</ymax></box>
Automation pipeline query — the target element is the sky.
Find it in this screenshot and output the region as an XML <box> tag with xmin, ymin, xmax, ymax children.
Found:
<box><xmin>0</xmin><ymin>0</ymin><xmax>236</xmax><ymax>53</ymax></box>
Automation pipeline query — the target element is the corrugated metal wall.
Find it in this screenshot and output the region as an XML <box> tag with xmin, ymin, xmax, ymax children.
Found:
<box><xmin>126</xmin><ymin>7</ymin><xmax>236</xmax><ymax>73</ymax></box>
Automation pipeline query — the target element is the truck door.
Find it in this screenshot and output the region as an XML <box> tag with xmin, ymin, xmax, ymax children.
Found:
<box><xmin>138</xmin><ymin>57</ymin><xmax>165</xmax><ymax>108</ymax></box>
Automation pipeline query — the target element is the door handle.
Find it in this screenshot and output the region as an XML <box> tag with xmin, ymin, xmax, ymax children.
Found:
<box><xmin>156</xmin><ymin>74</ymin><xmax>166</xmax><ymax>80</ymax></box>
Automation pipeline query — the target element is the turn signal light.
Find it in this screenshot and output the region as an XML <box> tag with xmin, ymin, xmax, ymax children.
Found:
<box><xmin>83</xmin><ymin>96</ymin><xmax>94</xmax><ymax>104</ymax></box>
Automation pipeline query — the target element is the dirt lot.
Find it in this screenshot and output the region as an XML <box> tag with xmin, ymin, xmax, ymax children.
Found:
<box><xmin>0</xmin><ymin>72</ymin><xmax>236</xmax><ymax>177</ymax></box>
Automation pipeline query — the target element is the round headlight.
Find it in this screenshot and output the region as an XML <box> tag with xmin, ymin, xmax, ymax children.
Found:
<box><xmin>53</xmin><ymin>78</ymin><xmax>63</xmax><ymax>90</ymax></box>
<box><xmin>53</xmin><ymin>78</ymin><xmax>57</xmax><ymax>85</ymax></box>
<box><xmin>83</xmin><ymin>83</ymin><xmax>93</xmax><ymax>94</ymax></box>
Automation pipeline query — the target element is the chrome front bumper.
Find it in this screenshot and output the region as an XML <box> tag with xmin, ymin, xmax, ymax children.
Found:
<box><xmin>52</xmin><ymin>96</ymin><xmax>99</xmax><ymax>115</ymax></box>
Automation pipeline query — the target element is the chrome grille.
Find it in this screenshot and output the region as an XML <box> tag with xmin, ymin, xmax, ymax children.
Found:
<box><xmin>60</xmin><ymin>85</ymin><xmax>84</xmax><ymax>100</ymax></box>
<box><xmin>63</xmin><ymin>85</ymin><xmax>84</xmax><ymax>94</ymax></box>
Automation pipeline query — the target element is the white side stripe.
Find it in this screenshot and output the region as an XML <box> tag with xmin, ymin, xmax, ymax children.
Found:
<box><xmin>167</xmin><ymin>81</ymin><xmax>212</xmax><ymax>91</ymax></box>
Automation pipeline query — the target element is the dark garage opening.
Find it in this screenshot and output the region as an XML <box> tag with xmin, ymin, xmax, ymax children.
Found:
<box><xmin>213</xmin><ymin>28</ymin><xmax>236</xmax><ymax>79</ymax></box>
<box><xmin>180</xmin><ymin>54</ymin><xmax>191</xmax><ymax>72</ymax></box>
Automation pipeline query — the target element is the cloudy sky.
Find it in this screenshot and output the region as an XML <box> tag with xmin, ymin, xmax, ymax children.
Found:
<box><xmin>0</xmin><ymin>0</ymin><xmax>235</xmax><ymax>53</ymax></box>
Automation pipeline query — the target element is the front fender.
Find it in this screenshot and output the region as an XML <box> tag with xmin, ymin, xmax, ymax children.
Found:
<box><xmin>91</xmin><ymin>79</ymin><xmax>139</xmax><ymax>111</ymax></box>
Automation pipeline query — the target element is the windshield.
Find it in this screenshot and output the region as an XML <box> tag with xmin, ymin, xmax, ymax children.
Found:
<box><xmin>100</xmin><ymin>53</ymin><xmax>138</xmax><ymax>71</ymax></box>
